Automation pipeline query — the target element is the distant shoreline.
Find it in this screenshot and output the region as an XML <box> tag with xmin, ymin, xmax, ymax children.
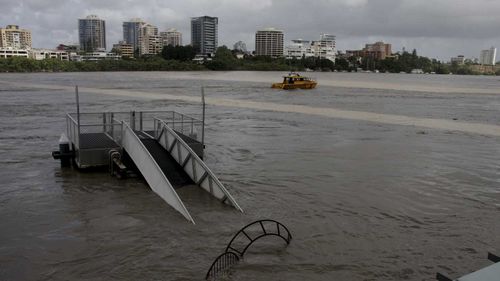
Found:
<box><xmin>0</xmin><ymin>56</ymin><xmax>498</xmax><ymax>76</ymax></box>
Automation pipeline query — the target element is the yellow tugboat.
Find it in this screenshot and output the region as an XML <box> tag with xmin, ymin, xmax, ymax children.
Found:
<box><xmin>271</xmin><ymin>72</ymin><xmax>317</xmax><ymax>90</ymax></box>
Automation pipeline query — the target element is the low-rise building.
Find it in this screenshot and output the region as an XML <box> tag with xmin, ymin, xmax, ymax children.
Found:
<box><xmin>450</xmin><ymin>55</ymin><xmax>465</xmax><ymax>65</ymax></box>
<box><xmin>112</xmin><ymin>41</ymin><xmax>134</xmax><ymax>58</ymax></box>
<box><xmin>347</xmin><ymin>41</ymin><xmax>392</xmax><ymax>60</ymax></box>
<box><xmin>56</xmin><ymin>44</ymin><xmax>80</xmax><ymax>52</ymax></box>
<box><xmin>285</xmin><ymin>34</ymin><xmax>336</xmax><ymax>62</ymax></box>
<box><xmin>0</xmin><ymin>47</ymin><xmax>29</xmax><ymax>58</ymax></box>
<box><xmin>311</xmin><ymin>34</ymin><xmax>336</xmax><ymax>62</ymax></box>
<box><xmin>285</xmin><ymin>39</ymin><xmax>313</xmax><ymax>59</ymax></box>
<box><xmin>30</xmin><ymin>49</ymin><xmax>69</xmax><ymax>60</ymax></box>
<box><xmin>72</xmin><ymin>51</ymin><xmax>121</xmax><ymax>61</ymax></box>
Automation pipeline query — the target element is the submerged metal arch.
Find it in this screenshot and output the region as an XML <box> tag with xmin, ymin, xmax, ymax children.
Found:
<box><xmin>225</xmin><ymin>219</ymin><xmax>292</xmax><ymax>257</ymax></box>
<box><xmin>205</xmin><ymin>252</ymin><xmax>240</xmax><ymax>280</ymax></box>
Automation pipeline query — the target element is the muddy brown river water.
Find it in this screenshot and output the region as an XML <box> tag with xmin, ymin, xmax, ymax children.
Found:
<box><xmin>0</xmin><ymin>72</ymin><xmax>499</xmax><ymax>280</ymax></box>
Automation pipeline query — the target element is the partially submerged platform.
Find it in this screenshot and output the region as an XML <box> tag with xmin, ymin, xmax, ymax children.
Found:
<box><xmin>57</xmin><ymin>110</ymin><xmax>242</xmax><ymax>223</ymax></box>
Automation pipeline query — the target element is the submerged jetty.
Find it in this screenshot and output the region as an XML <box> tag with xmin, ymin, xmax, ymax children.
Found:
<box><xmin>53</xmin><ymin>88</ymin><xmax>242</xmax><ymax>224</ymax></box>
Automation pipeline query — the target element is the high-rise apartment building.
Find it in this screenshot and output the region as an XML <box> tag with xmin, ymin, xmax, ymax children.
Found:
<box><xmin>138</xmin><ymin>23</ymin><xmax>162</xmax><ymax>56</ymax></box>
<box><xmin>123</xmin><ymin>18</ymin><xmax>145</xmax><ymax>52</ymax></box>
<box><xmin>255</xmin><ymin>28</ymin><xmax>284</xmax><ymax>57</ymax></box>
<box><xmin>479</xmin><ymin>47</ymin><xmax>497</xmax><ymax>65</ymax></box>
<box><xmin>78</xmin><ymin>15</ymin><xmax>106</xmax><ymax>52</ymax></box>
<box><xmin>0</xmin><ymin>25</ymin><xmax>32</xmax><ymax>49</ymax></box>
<box><xmin>160</xmin><ymin>28</ymin><xmax>182</xmax><ymax>47</ymax></box>
<box><xmin>191</xmin><ymin>16</ymin><xmax>218</xmax><ymax>56</ymax></box>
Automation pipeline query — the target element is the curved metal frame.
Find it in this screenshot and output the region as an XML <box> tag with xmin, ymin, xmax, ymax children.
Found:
<box><xmin>205</xmin><ymin>220</ymin><xmax>292</xmax><ymax>280</ymax></box>
<box><xmin>205</xmin><ymin>251</ymin><xmax>240</xmax><ymax>280</ymax></box>
<box><xmin>225</xmin><ymin>219</ymin><xmax>292</xmax><ymax>257</ymax></box>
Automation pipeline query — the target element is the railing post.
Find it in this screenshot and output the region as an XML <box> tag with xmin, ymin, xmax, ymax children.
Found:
<box><xmin>201</xmin><ymin>86</ymin><xmax>206</xmax><ymax>158</ymax></box>
<box><xmin>75</xmin><ymin>85</ymin><xmax>81</xmax><ymax>149</ymax></box>
<box><xmin>139</xmin><ymin>111</ymin><xmax>143</xmax><ymax>131</ymax></box>
<box><xmin>130</xmin><ymin>111</ymin><xmax>135</xmax><ymax>130</ymax></box>
<box><xmin>120</xmin><ymin>120</ymin><xmax>124</xmax><ymax>147</ymax></box>
<box><xmin>181</xmin><ymin>114</ymin><xmax>184</xmax><ymax>134</ymax></box>
<box><xmin>102</xmin><ymin>112</ymin><xmax>106</xmax><ymax>133</ymax></box>
<box><xmin>110</xmin><ymin>112</ymin><xmax>114</xmax><ymax>138</ymax></box>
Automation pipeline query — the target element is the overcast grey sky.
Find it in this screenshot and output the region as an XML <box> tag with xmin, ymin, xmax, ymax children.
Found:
<box><xmin>1</xmin><ymin>0</ymin><xmax>499</xmax><ymax>60</ymax></box>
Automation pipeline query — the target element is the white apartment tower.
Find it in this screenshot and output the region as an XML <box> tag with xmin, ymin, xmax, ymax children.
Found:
<box><xmin>138</xmin><ymin>23</ymin><xmax>162</xmax><ymax>56</ymax></box>
<box><xmin>160</xmin><ymin>28</ymin><xmax>182</xmax><ymax>47</ymax></box>
<box><xmin>479</xmin><ymin>47</ymin><xmax>497</xmax><ymax>65</ymax></box>
<box><xmin>255</xmin><ymin>28</ymin><xmax>284</xmax><ymax>57</ymax></box>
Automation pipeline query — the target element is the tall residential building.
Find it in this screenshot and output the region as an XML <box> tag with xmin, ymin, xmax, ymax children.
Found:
<box><xmin>479</xmin><ymin>47</ymin><xmax>497</xmax><ymax>65</ymax></box>
<box><xmin>160</xmin><ymin>28</ymin><xmax>182</xmax><ymax>47</ymax></box>
<box><xmin>78</xmin><ymin>15</ymin><xmax>106</xmax><ymax>52</ymax></box>
<box><xmin>255</xmin><ymin>28</ymin><xmax>284</xmax><ymax>57</ymax></box>
<box><xmin>123</xmin><ymin>18</ymin><xmax>145</xmax><ymax>52</ymax></box>
<box><xmin>191</xmin><ymin>16</ymin><xmax>218</xmax><ymax>56</ymax></box>
<box><xmin>0</xmin><ymin>25</ymin><xmax>32</xmax><ymax>49</ymax></box>
<box><xmin>138</xmin><ymin>23</ymin><xmax>162</xmax><ymax>56</ymax></box>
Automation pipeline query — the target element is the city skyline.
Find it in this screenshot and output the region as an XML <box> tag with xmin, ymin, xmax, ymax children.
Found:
<box><xmin>1</xmin><ymin>0</ymin><xmax>500</xmax><ymax>60</ymax></box>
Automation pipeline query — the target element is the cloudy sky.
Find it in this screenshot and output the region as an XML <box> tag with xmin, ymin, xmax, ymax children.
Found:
<box><xmin>1</xmin><ymin>0</ymin><xmax>499</xmax><ymax>60</ymax></box>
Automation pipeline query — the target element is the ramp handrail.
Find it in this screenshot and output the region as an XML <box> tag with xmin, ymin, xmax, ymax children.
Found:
<box><xmin>154</xmin><ymin>118</ymin><xmax>243</xmax><ymax>212</ymax></box>
<box><xmin>121</xmin><ymin>122</ymin><xmax>195</xmax><ymax>224</ymax></box>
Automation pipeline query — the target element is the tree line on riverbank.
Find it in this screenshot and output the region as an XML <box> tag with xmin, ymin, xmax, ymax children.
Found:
<box><xmin>1</xmin><ymin>45</ymin><xmax>498</xmax><ymax>75</ymax></box>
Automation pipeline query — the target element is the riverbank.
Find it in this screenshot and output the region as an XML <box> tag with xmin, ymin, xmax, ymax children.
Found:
<box><xmin>1</xmin><ymin>55</ymin><xmax>498</xmax><ymax>75</ymax></box>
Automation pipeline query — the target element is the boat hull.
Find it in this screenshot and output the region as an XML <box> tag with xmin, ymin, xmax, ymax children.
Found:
<box><xmin>271</xmin><ymin>82</ymin><xmax>317</xmax><ymax>90</ymax></box>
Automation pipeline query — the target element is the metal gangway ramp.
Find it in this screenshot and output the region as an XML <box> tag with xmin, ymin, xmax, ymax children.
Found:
<box><xmin>63</xmin><ymin>110</ymin><xmax>243</xmax><ymax>224</ymax></box>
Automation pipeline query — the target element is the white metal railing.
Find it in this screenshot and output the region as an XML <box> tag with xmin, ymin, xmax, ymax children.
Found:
<box><xmin>121</xmin><ymin>122</ymin><xmax>195</xmax><ymax>224</ymax></box>
<box><xmin>67</xmin><ymin>111</ymin><xmax>204</xmax><ymax>144</ymax></box>
<box><xmin>154</xmin><ymin>118</ymin><xmax>243</xmax><ymax>212</ymax></box>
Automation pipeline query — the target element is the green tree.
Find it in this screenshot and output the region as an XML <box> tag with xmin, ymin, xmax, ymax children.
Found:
<box><xmin>161</xmin><ymin>45</ymin><xmax>196</xmax><ymax>61</ymax></box>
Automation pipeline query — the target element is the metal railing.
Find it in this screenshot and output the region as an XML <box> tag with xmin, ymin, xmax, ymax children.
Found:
<box><xmin>153</xmin><ymin>118</ymin><xmax>243</xmax><ymax>212</ymax></box>
<box><xmin>67</xmin><ymin>110</ymin><xmax>204</xmax><ymax>145</ymax></box>
<box><xmin>205</xmin><ymin>252</ymin><xmax>240</xmax><ymax>280</ymax></box>
<box><xmin>206</xmin><ymin>220</ymin><xmax>292</xmax><ymax>280</ymax></box>
<box><xmin>66</xmin><ymin>113</ymin><xmax>123</xmax><ymax>149</ymax></box>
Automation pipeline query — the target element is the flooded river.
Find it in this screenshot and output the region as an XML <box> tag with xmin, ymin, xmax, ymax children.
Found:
<box><xmin>0</xmin><ymin>72</ymin><xmax>499</xmax><ymax>280</ymax></box>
